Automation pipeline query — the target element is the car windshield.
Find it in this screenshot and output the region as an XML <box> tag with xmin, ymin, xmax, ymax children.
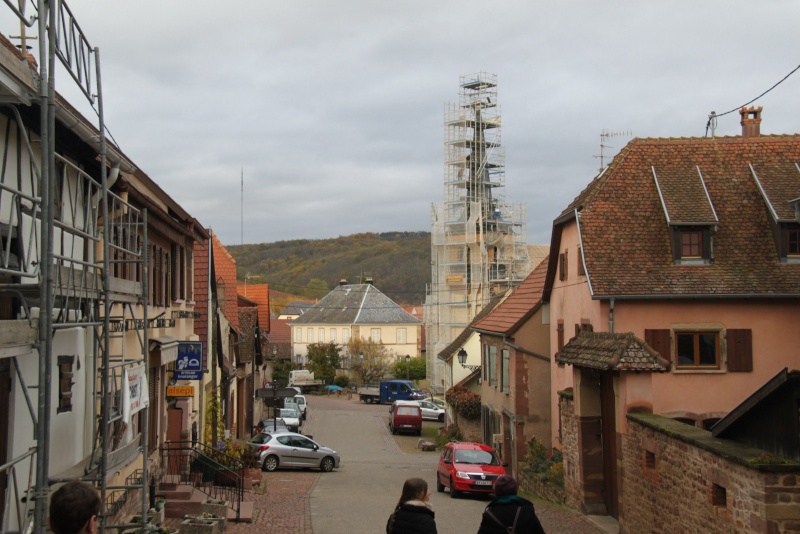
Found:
<box><xmin>280</xmin><ymin>409</ymin><xmax>299</xmax><ymax>418</ymax></box>
<box><xmin>454</xmin><ymin>449</ymin><xmax>501</xmax><ymax>465</ymax></box>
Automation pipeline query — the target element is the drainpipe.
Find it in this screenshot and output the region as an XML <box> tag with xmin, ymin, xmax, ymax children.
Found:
<box><xmin>609</xmin><ymin>298</ymin><xmax>615</xmax><ymax>334</ymax></box>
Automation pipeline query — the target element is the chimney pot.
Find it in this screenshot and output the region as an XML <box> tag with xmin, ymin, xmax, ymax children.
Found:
<box><xmin>739</xmin><ymin>105</ymin><xmax>763</xmax><ymax>137</ymax></box>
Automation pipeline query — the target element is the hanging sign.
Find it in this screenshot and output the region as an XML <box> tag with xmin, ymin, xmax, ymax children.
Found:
<box><xmin>122</xmin><ymin>364</ymin><xmax>149</xmax><ymax>423</ymax></box>
<box><xmin>174</xmin><ymin>341</ymin><xmax>204</xmax><ymax>380</ymax></box>
<box><xmin>167</xmin><ymin>385</ymin><xmax>195</xmax><ymax>397</ymax></box>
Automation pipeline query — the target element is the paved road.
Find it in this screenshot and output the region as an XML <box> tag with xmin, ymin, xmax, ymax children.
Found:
<box><xmin>304</xmin><ymin>394</ymin><xmax>610</xmax><ymax>534</ymax></box>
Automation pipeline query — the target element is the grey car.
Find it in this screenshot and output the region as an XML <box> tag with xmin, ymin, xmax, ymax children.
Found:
<box><xmin>254</xmin><ymin>432</ymin><xmax>341</xmax><ymax>472</ymax></box>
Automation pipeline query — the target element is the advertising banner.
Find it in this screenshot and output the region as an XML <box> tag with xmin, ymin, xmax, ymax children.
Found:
<box><xmin>122</xmin><ymin>364</ymin><xmax>149</xmax><ymax>423</ymax></box>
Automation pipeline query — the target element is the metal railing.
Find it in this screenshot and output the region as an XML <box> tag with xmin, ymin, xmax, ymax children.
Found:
<box><xmin>159</xmin><ymin>442</ymin><xmax>243</xmax><ymax>521</ymax></box>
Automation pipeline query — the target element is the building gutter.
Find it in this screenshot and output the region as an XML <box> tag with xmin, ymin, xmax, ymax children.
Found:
<box><xmin>470</xmin><ymin>328</ymin><xmax>550</xmax><ymax>363</ymax></box>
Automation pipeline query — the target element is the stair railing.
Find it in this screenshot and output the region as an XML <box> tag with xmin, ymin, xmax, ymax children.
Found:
<box><xmin>159</xmin><ymin>441</ymin><xmax>243</xmax><ymax>521</ymax></box>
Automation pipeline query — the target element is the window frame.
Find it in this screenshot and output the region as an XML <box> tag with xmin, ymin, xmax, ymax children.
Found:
<box><xmin>674</xmin><ymin>330</ymin><xmax>720</xmax><ymax>369</ymax></box>
<box><xmin>396</xmin><ymin>328</ymin><xmax>407</xmax><ymax>344</ymax></box>
<box><xmin>501</xmin><ymin>349</ymin><xmax>510</xmax><ymax>393</ymax></box>
<box><xmin>370</xmin><ymin>328</ymin><xmax>381</xmax><ymax>343</ymax></box>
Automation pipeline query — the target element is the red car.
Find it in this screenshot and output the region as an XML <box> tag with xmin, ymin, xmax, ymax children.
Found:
<box><xmin>436</xmin><ymin>441</ymin><xmax>507</xmax><ymax>498</ymax></box>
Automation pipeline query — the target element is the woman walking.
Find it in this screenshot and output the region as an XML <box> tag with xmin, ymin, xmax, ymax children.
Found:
<box><xmin>386</xmin><ymin>477</ymin><xmax>437</xmax><ymax>534</ymax></box>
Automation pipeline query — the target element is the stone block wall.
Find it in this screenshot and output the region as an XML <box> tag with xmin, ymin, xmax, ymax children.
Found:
<box><xmin>623</xmin><ymin>413</ymin><xmax>800</xmax><ymax>534</ymax></box>
<box><xmin>558</xmin><ymin>390</ymin><xmax>582</xmax><ymax>510</ymax></box>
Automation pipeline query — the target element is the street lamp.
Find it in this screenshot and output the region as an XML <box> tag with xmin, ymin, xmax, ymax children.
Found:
<box><xmin>405</xmin><ymin>354</ymin><xmax>411</xmax><ymax>380</ymax></box>
<box><xmin>457</xmin><ymin>348</ymin><xmax>481</xmax><ymax>372</ymax></box>
<box><xmin>359</xmin><ymin>353</ymin><xmax>364</xmax><ymax>385</ymax></box>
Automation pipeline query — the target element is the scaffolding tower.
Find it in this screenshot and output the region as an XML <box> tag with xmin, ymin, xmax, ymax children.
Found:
<box><xmin>1</xmin><ymin>2</ymin><xmax>150</xmax><ymax>534</ymax></box>
<box><xmin>425</xmin><ymin>73</ymin><xmax>530</xmax><ymax>389</ymax></box>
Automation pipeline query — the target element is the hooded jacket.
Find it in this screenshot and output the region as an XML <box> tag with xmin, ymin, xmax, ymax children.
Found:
<box><xmin>477</xmin><ymin>495</ymin><xmax>545</xmax><ymax>534</ymax></box>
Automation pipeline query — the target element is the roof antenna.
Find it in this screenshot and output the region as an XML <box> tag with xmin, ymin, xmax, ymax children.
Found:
<box><xmin>706</xmin><ymin>111</ymin><xmax>717</xmax><ymax>137</ymax></box>
<box><xmin>593</xmin><ymin>130</ymin><xmax>631</xmax><ymax>173</ymax></box>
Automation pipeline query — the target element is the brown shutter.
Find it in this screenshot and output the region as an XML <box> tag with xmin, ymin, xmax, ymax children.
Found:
<box><xmin>726</xmin><ymin>329</ymin><xmax>753</xmax><ymax>372</ymax></box>
<box><xmin>645</xmin><ymin>329</ymin><xmax>671</xmax><ymax>361</ymax></box>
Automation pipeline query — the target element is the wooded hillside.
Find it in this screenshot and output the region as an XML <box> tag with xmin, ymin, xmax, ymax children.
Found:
<box><xmin>226</xmin><ymin>232</ymin><xmax>431</xmax><ymax>305</ymax></box>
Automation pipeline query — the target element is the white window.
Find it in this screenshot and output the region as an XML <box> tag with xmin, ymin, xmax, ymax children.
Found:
<box><xmin>501</xmin><ymin>349</ymin><xmax>510</xmax><ymax>393</ymax></box>
<box><xmin>342</xmin><ymin>328</ymin><xmax>350</xmax><ymax>343</ymax></box>
<box><xmin>371</xmin><ymin>328</ymin><xmax>381</xmax><ymax>343</ymax></box>
<box><xmin>318</xmin><ymin>328</ymin><xmax>325</xmax><ymax>343</ymax></box>
<box><xmin>294</xmin><ymin>328</ymin><xmax>302</xmax><ymax>342</ymax></box>
<box><xmin>330</xmin><ymin>329</ymin><xmax>337</xmax><ymax>343</ymax></box>
<box><xmin>397</xmin><ymin>328</ymin><xmax>407</xmax><ymax>344</ymax></box>
<box><xmin>307</xmin><ymin>328</ymin><xmax>314</xmax><ymax>343</ymax></box>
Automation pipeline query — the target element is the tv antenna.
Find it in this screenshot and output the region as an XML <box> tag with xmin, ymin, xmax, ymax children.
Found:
<box><xmin>593</xmin><ymin>130</ymin><xmax>631</xmax><ymax>173</ymax></box>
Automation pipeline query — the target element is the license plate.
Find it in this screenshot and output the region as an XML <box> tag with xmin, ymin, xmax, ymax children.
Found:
<box><xmin>474</xmin><ymin>480</ymin><xmax>492</xmax><ymax>486</ymax></box>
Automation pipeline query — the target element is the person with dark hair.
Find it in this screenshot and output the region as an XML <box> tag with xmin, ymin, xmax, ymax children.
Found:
<box><xmin>386</xmin><ymin>477</ymin><xmax>437</xmax><ymax>534</ymax></box>
<box><xmin>478</xmin><ymin>475</ymin><xmax>545</xmax><ymax>534</ymax></box>
<box><xmin>49</xmin><ymin>480</ymin><xmax>101</xmax><ymax>534</ymax></box>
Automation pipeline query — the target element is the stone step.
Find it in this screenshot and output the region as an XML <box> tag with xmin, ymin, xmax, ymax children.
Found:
<box><xmin>159</xmin><ymin>483</ymin><xmax>196</xmax><ymax>501</ymax></box>
<box><xmin>164</xmin><ymin>490</ymin><xmax>205</xmax><ymax>519</ymax></box>
<box><xmin>229</xmin><ymin>501</ymin><xmax>253</xmax><ymax>523</ymax></box>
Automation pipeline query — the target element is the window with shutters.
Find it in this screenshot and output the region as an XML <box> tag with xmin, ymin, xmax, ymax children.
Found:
<box><xmin>557</xmin><ymin>321</ymin><xmax>565</xmax><ymax>351</ymax></box>
<box><xmin>646</xmin><ymin>327</ymin><xmax>751</xmax><ymax>372</ymax></box>
<box><xmin>676</xmin><ymin>331</ymin><xmax>719</xmax><ymax>368</ymax></box>
<box><xmin>558</xmin><ymin>250</ymin><xmax>568</xmax><ymax>281</ymax></box>
<box><xmin>57</xmin><ymin>355</ymin><xmax>75</xmax><ymax>413</ymax></box>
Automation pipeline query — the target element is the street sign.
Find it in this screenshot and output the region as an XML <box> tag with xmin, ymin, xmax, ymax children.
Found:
<box><xmin>167</xmin><ymin>385</ymin><xmax>194</xmax><ymax>397</ymax></box>
<box><xmin>176</xmin><ymin>342</ymin><xmax>203</xmax><ymax>372</ymax></box>
<box><xmin>173</xmin><ymin>370</ymin><xmax>203</xmax><ymax>380</ymax></box>
<box><xmin>256</xmin><ymin>387</ymin><xmax>299</xmax><ymax>398</ymax></box>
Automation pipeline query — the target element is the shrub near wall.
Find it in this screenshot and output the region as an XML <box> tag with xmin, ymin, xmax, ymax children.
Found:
<box><xmin>623</xmin><ymin>413</ymin><xmax>800</xmax><ymax>534</ymax></box>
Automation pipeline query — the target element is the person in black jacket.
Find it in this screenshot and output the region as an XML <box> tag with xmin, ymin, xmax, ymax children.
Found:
<box><xmin>478</xmin><ymin>475</ymin><xmax>545</xmax><ymax>534</ymax></box>
<box><xmin>386</xmin><ymin>477</ymin><xmax>437</xmax><ymax>534</ymax></box>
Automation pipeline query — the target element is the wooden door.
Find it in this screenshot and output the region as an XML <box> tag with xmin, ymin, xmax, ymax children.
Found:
<box><xmin>600</xmin><ymin>372</ymin><xmax>619</xmax><ymax>519</ymax></box>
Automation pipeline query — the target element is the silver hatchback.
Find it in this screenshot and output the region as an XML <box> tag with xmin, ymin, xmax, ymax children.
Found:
<box><xmin>254</xmin><ymin>432</ymin><xmax>341</xmax><ymax>472</ymax></box>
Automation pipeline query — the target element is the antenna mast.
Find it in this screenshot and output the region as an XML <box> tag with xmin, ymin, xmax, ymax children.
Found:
<box><xmin>240</xmin><ymin>168</ymin><xmax>244</xmax><ymax>245</ymax></box>
<box><xmin>594</xmin><ymin>130</ymin><xmax>631</xmax><ymax>173</ymax></box>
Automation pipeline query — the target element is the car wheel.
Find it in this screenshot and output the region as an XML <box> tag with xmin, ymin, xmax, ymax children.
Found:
<box><xmin>416</xmin><ymin>429</ymin><xmax>422</xmax><ymax>436</ymax></box>
<box><xmin>449</xmin><ymin>478</ymin><xmax>459</xmax><ymax>499</ymax></box>
<box><xmin>320</xmin><ymin>457</ymin><xmax>335</xmax><ymax>472</ymax></box>
<box><xmin>262</xmin><ymin>455</ymin><xmax>279</xmax><ymax>472</ymax></box>
<box><xmin>438</xmin><ymin>414</ymin><xmax>444</xmax><ymax>423</ymax></box>
<box><xmin>391</xmin><ymin>426</ymin><xmax>397</xmax><ymax>435</ymax></box>
<box><xmin>436</xmin><ymin>474</ymin><xmax>444</xmax><ymax>493</ymax></box>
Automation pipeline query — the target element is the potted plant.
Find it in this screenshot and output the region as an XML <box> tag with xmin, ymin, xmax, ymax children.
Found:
<box><xmin>200</xmin><ymin>499</ymin><xmax>229</xmax><ymax>526</ymax></box>
<box><xmin>180</xmin><ymin>517</ymin><xmax>218</xmax><ymax>534</ymax></box>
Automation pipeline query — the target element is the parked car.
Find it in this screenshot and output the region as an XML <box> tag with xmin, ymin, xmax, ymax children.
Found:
<box><xmin>278</xmin><ymin>407</ymin><xmax>302</xmax><ymax>432</ymax></box>
<box><xmin>256</xmin><ymin>418</ymin><xmax>290</xmax><ymax>434</ymax></box>
<box><xmin>252</xmin><ymin>431</ymin><xmax>340</xmax><ymax>472</ymax></box>
<box><xmin>428</xmin><ymin>397</ymin><xmax>445</xmax><ymax>409</ymax></box>
<box><xmin>389</xmin><ymin>400</ymin><xmax>423</xmax><ymax>435</ymax></box>
<box><xmin>417</xmin><ymin>399</ymin><xmax>445</xmax><ymax>422</ymax></box>
<box><xmin>283</xmin><ymin>395</ymin><xmax>306</xmax><ymax>421</ymax></box>
<box><xmin>436</xmin><ymin>441</ymin><xmax>507</xmax><ymax>498</ymax></box>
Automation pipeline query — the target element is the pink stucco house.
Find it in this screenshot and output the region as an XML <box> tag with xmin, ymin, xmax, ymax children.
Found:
<box><xmin>544</xmin><ymin>107</ymin><xmax>800</xmax><ymax>519</ymax></box>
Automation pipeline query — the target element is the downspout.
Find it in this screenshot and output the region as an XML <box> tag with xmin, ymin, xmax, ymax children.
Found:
<box><xmin>609</xmin><ymin>298</ymin><xmax>615</xmax><ymax>334</ymax></box>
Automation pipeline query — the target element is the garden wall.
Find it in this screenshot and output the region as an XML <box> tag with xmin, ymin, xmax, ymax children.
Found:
<box><xmin>623</xmin><ymin>413</ymin><xmax>800</xmax><ymax>534</ymax></box>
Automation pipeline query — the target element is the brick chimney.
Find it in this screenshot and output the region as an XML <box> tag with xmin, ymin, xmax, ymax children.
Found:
<box><xmin>740</xmin><ymin>106</ymin><xmax>763</xmax><ymax>137</ymax></box>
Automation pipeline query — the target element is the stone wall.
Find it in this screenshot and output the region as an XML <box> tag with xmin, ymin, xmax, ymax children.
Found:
<box><xmin>623</xmin><ymin>413</ymin><xmax>800</xmax><ymax>534</ymax></box>
<box><xmin>518</xmin><ymin>470</ymin><xmax>566</xmax><ymax>504</ymax></box>
<box><xmin>558</xmin><ymin>390</ymin><xmax>582</xmax><ymax>510</ymax></box>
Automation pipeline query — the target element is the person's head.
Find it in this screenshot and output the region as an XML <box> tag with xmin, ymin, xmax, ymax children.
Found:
<box><xmin>398</xmin><ymin>477</ymin><xmax>429</xmax><ymax>505</ymax></box>
<box><xmin>494</xmin><ymin>475</ymin><xmax>518</xmax><ymax>497</ymax></box>
<box><xmin>49</xmin><ymin>481</ymin><xmax>101</xmax><ymax>534</ymax></box>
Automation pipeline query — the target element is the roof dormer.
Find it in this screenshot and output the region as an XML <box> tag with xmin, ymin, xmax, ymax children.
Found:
<box><xmin>652</xmin><ymin>164</ymin><xmax>718</xmax><ymax>264</ymax></box>
<box><xmin>750</xmin><ymin>162</ymin><xmax>800</xmax><ymax>263</ymax></box>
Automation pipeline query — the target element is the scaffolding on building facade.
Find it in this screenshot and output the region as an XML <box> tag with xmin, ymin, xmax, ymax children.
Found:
<box><xmin>1</xmin><ymin>2</ymin><xmax>150</xmax><ymax>534</ymax></box>
<box><xmin>425</xmin><ymin>73</ymin><xmax>529</xmax><ymax>390</ymax></box>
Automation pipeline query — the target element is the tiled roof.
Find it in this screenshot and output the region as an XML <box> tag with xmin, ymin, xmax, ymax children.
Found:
<box><xmin>193</xmin><ymin>239</ymin><xmax>210</xmax><ymax>343</ymax></box>
<box><xmin>439</xmin><ymin>294</ymin><xmax>505</xmax><ymax>361</ymax></box>
<box><xmin>268</xmin><ymin>317</ymin><xmax>292</xmax><ymax>344</ymax></box>
<box><xmin>291</xmin><ymin>284</ymin><xmax>420</xmax><ymax>325</ymax></box>
<box><xmin>555</xmin><ymin>331</ymin><xmax>670</xmax><ymax>372</ymax></box>
<box><xmin>471</xmin><ymin>257</ymin><xmax>548</xmax><ymax>335</ymax></box>
<box><xmin>212</xmin><ymin>234</ymin><xmax>239</xmax><ymax>331</ymax></box>
<box><xmin>239</xmin><ymin>283</ymin><xmax>270</xmax><ymax>333</ymax></box>
<box><xmin>556</xmin><ymin>135</ymin><xmax>800</xmax><ymax>297</ymax></box>
<box><xmin>280</xmin><ymin>301</ymin><xmax>315</xmax><ymax>316</ymax></box>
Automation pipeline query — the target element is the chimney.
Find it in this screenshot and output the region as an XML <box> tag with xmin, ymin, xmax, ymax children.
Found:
<box><xmin>339</xmin><ymin>278</ymin><xmax>348</xmax><ymax>286</ymax></box>
<box><xmin>740</xmin><ymin>106</ymin><xmax>763</xmax><ymax>137</ymax></box>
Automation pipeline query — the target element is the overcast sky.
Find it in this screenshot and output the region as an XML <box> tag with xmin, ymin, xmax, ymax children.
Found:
<box><xmin>15</xmin><ymin>1</ymin><xmax>799</xmax><ymax>247</ymax></box>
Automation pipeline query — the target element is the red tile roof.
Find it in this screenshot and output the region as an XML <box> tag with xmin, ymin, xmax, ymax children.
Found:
<box><xmin>268</xmin><ymin>317</ymin><xmax>292</xmax><ymax>344</ymax></box>
<box><xmin>238</xmin><ymin>283</ymin><xmax>270</xmax><ymax>334</ymax></box>
<box><xmin>551</xmin><ymin>134</ymin><xmax>800</xmax><ymax>298</ymax></box>
<box><xmin>556</xmin><ymin>331</ymin><xmax>670</xmax><ymax>372</ymax></box>
<box><xmin>213</xmin><ymin>234</ymin><xmax>239</xmax><ymax>331</ymax></box>
<box><xmin>472</xmin><ymin>257</ymin><xmax>549</xmax><ymax>334</ymax></box>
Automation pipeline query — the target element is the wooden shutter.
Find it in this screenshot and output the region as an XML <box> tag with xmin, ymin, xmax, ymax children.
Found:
<box><xmin>645</xmin><ymin>329</ymin><xmax>671</xmax><ymax>361</ymax></box>
<box><xmin>726</xmin><ymin>329</ymin><xmax>753</xmax><ymax>373</ymax></box>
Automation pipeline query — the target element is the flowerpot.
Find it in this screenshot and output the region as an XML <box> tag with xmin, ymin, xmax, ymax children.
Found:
<box><xmin>181</xmin><ymin>518</ymin><xmax>218</xmax><ymax>534</ymax></box>
<box><xmin>184</xmin><ymin>515</ymin><xmax>224</xmax><ymax>534</ymax></box>
<box><xmin>199</xmin><ymin>501</ymin><xmax>228</xmax><ymax>529</ymax></box>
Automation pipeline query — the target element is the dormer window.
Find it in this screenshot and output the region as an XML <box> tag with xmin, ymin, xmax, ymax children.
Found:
<box><xmin>784</xmin><ymin>224</ymin><xmax>800</xmax><ymax>257</ymax></box>
<box><xmin>671</xmin><ymin>226</ymin><xmax>712</xmax><ymax>264</ymax></box>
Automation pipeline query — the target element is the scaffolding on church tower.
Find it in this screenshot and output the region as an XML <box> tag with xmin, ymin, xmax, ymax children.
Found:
<box><xmin>425</xmin><ymin>73</ymin><xmax>530</xmax><ymax>390</ymax></box>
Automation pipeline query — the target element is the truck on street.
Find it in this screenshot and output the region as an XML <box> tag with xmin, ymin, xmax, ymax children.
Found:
<box><xmin>288</xmin><ymin>370</ymin><xmax>324</xmax><ymax>392</ymax></box>
<box><xmin>358</xmin><ymin>379</ymin><xmax>426</xmax><ymax>404</ymax></box>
